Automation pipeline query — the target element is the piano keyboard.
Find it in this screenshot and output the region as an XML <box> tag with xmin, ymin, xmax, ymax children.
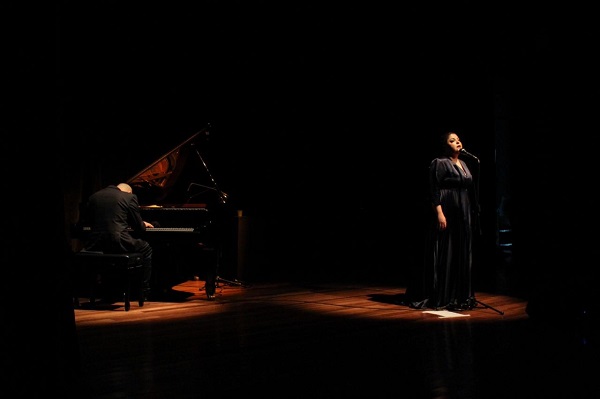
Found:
<box><xmin>81</xmin><ymin>226</ymin><xmax>195</xmax><ymax>232</ymax></box>
<box><xmin>147</xmin><ymin>227</ymin><xmax>195</xmax><ymax>232</ymax></box>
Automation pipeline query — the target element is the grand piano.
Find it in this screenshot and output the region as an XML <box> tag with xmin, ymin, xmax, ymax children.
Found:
<box><xmin>125</xmin><ymin>126</ymin><xmax>234</xmax><ymax>299</ymax></box>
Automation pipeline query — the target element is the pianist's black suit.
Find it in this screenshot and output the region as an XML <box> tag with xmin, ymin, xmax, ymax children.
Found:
<box><xmin>82</xmin><ymin>185</ymin><xmax>153</xmax><ymax>295</ymax></box>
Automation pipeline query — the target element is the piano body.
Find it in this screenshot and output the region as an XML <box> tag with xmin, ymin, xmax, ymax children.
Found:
<box><xmin>125</xmin><ymin>126</ymin><xmax>232</xmax><ymax>298</ymax></box>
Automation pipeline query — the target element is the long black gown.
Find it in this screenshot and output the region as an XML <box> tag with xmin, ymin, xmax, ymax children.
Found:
<box><xmin>406</xmin><ymin>157</ymin><xmax>476</xmax><ymax>310</ymax></box>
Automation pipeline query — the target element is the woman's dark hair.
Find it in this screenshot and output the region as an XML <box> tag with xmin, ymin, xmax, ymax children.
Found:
<box><xmin>439</xmin><ymin>131</ymin><xmax>456</xmax><ymax>156</ymax></box>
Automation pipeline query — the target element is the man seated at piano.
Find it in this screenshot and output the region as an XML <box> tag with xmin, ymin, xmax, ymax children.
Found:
<box><xmin>81</xmin><ymin>183</ymin><xmax>154</xmax><ymax>301</ymax></box>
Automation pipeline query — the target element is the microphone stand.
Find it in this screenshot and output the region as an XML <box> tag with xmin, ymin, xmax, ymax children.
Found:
<box><xmin>461</xmin><ymin>153</ymin><xmax>504</xmax><ymax>316</ymax></box>
<box><xmin>189</xmin><ymin>143</ymin><xmax>250</xmax><ymax>299</ymax></box>
<box><xmin>472</xmin><ymin>156</ymin><xmax>482</xmax><ymax>237</ymax></box>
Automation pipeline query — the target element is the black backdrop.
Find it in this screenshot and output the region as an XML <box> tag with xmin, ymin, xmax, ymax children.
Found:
<box><xmin>4</xmin><ymin>1</ymin><xmax>591</xmax><ymax>308</ymax></box>
<box><xmin>57</xmin><ymin>2</ymin><xmax>501</xmax><ymax>287</ymax></box>
<box><xmin>3</xmin><ymin>3</ymin><xmax>598</xmax><ymax>396</ymax></box>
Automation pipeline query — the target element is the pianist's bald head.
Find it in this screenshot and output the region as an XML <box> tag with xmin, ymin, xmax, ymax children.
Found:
<box><xmin>117</xmin><ymin>183</ymin><xmax>133</xmax><ymax>194</ymax></box>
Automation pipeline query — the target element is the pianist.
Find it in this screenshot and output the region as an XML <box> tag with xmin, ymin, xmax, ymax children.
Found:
<box><xmin>81</xmin><ymin>183</ymin><xmax>154</xmax><ymax>301</ymax></box>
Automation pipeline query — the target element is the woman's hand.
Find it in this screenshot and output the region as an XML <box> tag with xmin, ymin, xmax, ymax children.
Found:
<box><xmin>437</xmin><ymin>214</ymin><xmax>447</xmax><ymax>230</ymax></box>
<box><xmin>435</xmin><ymin>205</ymin><xmax>447</xmax><ymax>230</ymax></box>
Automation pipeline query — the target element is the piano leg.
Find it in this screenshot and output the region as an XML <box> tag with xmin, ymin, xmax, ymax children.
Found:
<box><xmin>197</xmin><ymin>244</ymin><xmax>217</xmax><ymax>300</ymax></box>
<box><xmin>195</xmin><ymin>244</ymin><xmax>241</xmax><ymax>300</ymax></box>
<box><xmin>205</xmin><ymin>272</ymin><xmax>216</xmax><ymax>300</ymax></box>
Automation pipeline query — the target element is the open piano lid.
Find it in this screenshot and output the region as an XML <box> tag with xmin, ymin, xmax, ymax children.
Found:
<box><xmin>126</xmin><ymin>126</ymin><xmax>227</xmax><ymax>206</ymax></box>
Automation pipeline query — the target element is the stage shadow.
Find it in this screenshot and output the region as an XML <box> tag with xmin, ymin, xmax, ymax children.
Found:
<box><xmin>367</xmin><ymin>292</ymin><xmax>408</xmax><ymax>306</ymax></box>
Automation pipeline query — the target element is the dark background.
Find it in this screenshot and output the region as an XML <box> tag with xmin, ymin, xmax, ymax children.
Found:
<box><xmin>3</xmin><ymin>2</ymin><xmax>599</xmax><ymax>396</ymax></box>
<box><xmin>59</xmin><ymin>1</ymin><xmax>499</xmax><ymax>287</ymax></box>
<box><xmin>4</xmin><ymin>1</ymin><xmax>596</xmax><ymax>303</ymax></box>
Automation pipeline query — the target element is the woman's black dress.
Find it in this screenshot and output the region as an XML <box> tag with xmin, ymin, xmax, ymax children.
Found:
<box><xmin>406</xmin><ymin>157</ymin><xmax>476</xmax><ymax>311</ymax></box>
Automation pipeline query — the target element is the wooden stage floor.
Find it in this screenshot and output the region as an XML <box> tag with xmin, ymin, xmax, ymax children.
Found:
<box><xmin>71</xmin><ymin>280</ymin><xmax>596</xmax><ymax>398</ymax></box>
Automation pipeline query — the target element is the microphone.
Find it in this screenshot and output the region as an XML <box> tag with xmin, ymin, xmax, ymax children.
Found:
<box><xmin>460</xmin><ymin>148</ymin><xmax>480</xmax><ymax>162</ymax></box>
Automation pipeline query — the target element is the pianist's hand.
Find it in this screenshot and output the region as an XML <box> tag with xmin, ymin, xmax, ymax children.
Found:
<box><xmin>144</xmin><ymin>221</ymin><xmax>154</xmax><ymax>228</ymax></box>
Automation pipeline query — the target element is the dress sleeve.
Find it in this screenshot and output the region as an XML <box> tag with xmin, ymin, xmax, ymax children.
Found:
<box><xmin>429</xmin><ymin>158</ymin><xmax>442</xmax><ymax>207</ymax></box>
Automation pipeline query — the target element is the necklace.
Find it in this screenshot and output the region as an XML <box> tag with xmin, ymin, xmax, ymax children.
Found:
<box><xmin>452</xmin><ymin>158</ymin><xmax>466</xmax><ymax>176</ymax></box>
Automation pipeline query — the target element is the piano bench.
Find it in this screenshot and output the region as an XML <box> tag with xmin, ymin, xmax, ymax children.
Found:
<box><xmin>72</xmin><ymin>250</ymin><xmax>145</xmax><ymax>311</ymax></box>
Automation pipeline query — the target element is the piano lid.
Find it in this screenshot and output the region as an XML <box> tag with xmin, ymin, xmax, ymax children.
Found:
<box><xmin>126</xmin><ymin>126</ymin><xmax>226</xmax><ymax>205</ymax></box>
